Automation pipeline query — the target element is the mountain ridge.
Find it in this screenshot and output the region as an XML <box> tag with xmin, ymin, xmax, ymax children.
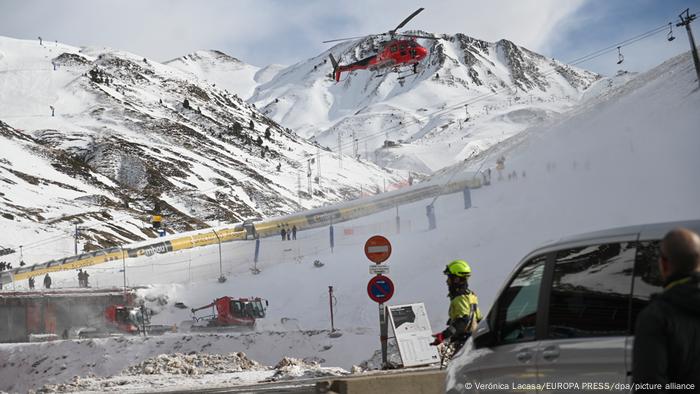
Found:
<box><xmin>0</xmin><ymin>35</ymin><xmax>402</xmax><ymax>264</ymax></box>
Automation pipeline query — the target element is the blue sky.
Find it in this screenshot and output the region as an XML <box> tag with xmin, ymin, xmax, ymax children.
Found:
<box><xmin>0</xmin><ymin>0</ymin><xmax>696</xmax><ymax>76</ymax></box>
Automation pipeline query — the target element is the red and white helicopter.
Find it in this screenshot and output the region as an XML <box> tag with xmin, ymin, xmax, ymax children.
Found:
<box><xmin>324</xmin><ymin>8</ymin><xmax>437</xmax><ymax>82</ymax></box>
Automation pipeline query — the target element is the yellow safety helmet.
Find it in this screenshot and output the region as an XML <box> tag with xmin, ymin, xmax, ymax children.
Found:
<box><xmin>444</xmin><ymin>260</ymin><xmax>471</xmax><ymax>278</ymax></box>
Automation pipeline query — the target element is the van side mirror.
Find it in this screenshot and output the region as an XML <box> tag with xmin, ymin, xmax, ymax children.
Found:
<box><xmin>473</xmin><ymin>320</ymin><xmax>495</xmax><ymax>349</ymax></box>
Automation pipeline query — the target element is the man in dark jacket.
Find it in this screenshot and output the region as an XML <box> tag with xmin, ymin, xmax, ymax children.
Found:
<box><xmin>633</xmin><ymin>228</ymin><xmax>700</xmax><ymax>392</ymax></box>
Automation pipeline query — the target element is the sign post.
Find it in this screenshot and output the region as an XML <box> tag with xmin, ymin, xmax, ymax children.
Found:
<box><xmin>380</xmin><ymin>304</ymin><xmax>388</xmax><ymax>366</ymax></box>
<box><xmin>365</xmin><ymin>235</ymin><xmax>394</xmax><ymax>368</ymax></box>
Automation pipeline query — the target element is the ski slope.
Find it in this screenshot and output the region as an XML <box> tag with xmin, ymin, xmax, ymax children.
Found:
<box><xmin>1</xmin><ymin>52</ymin><xmax>699</xmax><ymax>393</ymax></box>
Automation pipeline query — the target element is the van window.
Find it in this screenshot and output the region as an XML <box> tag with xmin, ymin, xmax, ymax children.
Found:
<box><xmin>495</xmin><ymin>255</ymin><xmax>547</xmax><ymax>345</ymax></box>
<box><xmin>547</xmin><ymin>242</ymin><xmax>636</xmax><ymax>339</ymax></box>
<box><xmin>630</xmin><ymin>241</ymin><xmax>663</xmax><ymax>332</ymax></box>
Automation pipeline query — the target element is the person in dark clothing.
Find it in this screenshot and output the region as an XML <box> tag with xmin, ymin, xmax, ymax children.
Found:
<box><xmin>633</xmin><ymin>228</ymin><xmax>700</xmax><ymax>392</ymax></box>
<box><xmin>280</xmin><ymin>228</ymin><xmax>286</xmax><ymax>241</ymax></box>
<box><xmin>286</xmin><ymin>226</ymin><xmax>291</xmax><ymax>241</ymax></box>
<box><xmin>78</xmin><ymin>269</ymin><xmax>84</xmax><ymax>287</ymax></box>
<box><xmin>292</xmin><ymin>225</ymin><xmax>297</xmax><ymax>240</ymax></box>
<box><xmin>43</xmin><ymin>273</ymin><xmax>52</xmax><ymax>289</ymax></box>
<box><xmin>28</xmin><ymin>276</ymin><xmax>35</xmax><ymax>289</ymax></box>
<box><xmin>83</xmin><ymin>270</ymin><xmax>89</xmax><ymax>287</ymax></box>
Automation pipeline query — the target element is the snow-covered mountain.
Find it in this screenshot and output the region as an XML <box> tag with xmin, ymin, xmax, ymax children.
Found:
<box><xmin>164</xmin><ymin>50</ymin><xmax>284</xmax><ymax>100</ymax></box>
<box><xmin>0</xmin><ymin>36</ymin><xmax>402</xmax><ymax>263</ymax></box>
<box><xmin>249</xmin><ymin>33</ymin><xmax>600</xmax><ymax>173</ymax></box>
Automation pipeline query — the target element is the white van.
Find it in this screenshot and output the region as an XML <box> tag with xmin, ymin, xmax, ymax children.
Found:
<box><xmin>446</xmin><ymin>219</ymin><xmax>700</xmax><ymax>393</ymax></box>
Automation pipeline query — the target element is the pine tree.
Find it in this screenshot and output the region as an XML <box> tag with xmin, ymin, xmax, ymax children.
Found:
<box><xmin>249</xmin><ymin>120</ymin><xmax>254</xmax><ymax>129</ymax></box>
<box><xmin>256</xmin><ymin>136</ymin><xmax>263</xmax><ymax>146</ymax></box>
<box><xmin>183</xmin><ymin>98</ymin><xmax>190</xmax><ymax>109</ymax></box>
<box><xmin>265</xmin><ymin>127</ymin><xmax>272</xmax><ymax>140</ymax></box>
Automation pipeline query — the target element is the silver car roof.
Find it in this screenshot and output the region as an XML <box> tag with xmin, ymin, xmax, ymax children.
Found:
<box><xmin>517</xmin><ymin>218</ymin><xmax>700</xmax><ymax>271</ymax></box>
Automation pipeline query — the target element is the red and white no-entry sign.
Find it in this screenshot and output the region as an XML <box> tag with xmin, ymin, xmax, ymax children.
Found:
<box><xmin>364</xmin><ymin>235</ymin><xmax>392</xmax><ymax>264</ymax></box>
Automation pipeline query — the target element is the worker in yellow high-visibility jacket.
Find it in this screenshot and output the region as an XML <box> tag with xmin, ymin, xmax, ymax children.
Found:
<box><xmin>430</xmin><ymin>260</ymin><xmax>482</xmax><ymax>354</ymax></box>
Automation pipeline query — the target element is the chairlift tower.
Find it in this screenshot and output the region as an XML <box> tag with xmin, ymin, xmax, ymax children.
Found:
<box><xmin>352</xmin><ymin>131</ymin><xmax>358</xmax><ymax>160</ymax></box>
<box><xmin>307</xmin><ymin>159</ymin><xmax>313</xmax><ymax>196</ymax></box>
<box><xmin>316</xmin><ymin>147</ymin><xmax>321</xmax><ymax>187</ymax></box>
<box><xmin>74</xmin><ymin>223</ymin><xmax>83</xmax><ymax>256</ymax></box>
<box><xmin>676</xmin><ymin>8</ymin><xmax>700</xmax><ymax>88</ymax></box>
<box><xmin>337</xmin><ymin>131</ymin><xmax>343</xmax><ymax>169</ymax></box>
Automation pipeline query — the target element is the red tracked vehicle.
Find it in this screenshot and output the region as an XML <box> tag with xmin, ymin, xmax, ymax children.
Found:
<box><xmin>187</xmin><ymin>296</ymin><xmax>268</xmax><ymax>331</ymax></box>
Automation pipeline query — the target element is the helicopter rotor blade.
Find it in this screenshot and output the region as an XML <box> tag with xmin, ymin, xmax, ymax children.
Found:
<box><xmin>390</xmin><ymin>8</ymin><xmax>425</xmax><ymax>35</ymax></box>
<box><xmin>322</xmin><ymin>35</ymin><xmax>369</xmax><ymax>44</ymax></box>
<box><xmin>398</xmin><ymin>34</ymin><xmax>439</xmax><ymax>40</ymax></box>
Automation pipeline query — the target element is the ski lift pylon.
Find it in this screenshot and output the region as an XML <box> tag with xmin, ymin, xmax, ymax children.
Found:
<box><xmin>616</xmin><ymin>46</ymin><xmax>624</xmax><ymax>65</ymax></box>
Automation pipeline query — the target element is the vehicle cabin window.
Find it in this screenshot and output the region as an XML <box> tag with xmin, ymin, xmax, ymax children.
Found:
<box><xmin>630</xmin><ymin>241</ymin><xmax>663</xmax><ymax>332</ymax></box>
<box><xmin>252</xmin><ymin>300</ymin><xmax>266</xmax><ymax>318</ymax></box>
<box><xmin>116</xmin><ymin>308</ymin><xmax>128</xmax><ymax>323</ymax></box>
<box><xmin>495</xmin><ymin>255</ymin><xmax>547</xmax><ymax>345</ymax></box>
<box><xmin>231</xmin><ymin>301</ymin><xmax>242</xmax><ymax>315</ymax></box>
<box><xmin>547</xmin><ymin>242</ymin><xmax>636</xmax><ymax>339</ymax></box>
<box><xmin>390</xmin><ymin>45</ymin><xmax>398</xmax><ymax>53</ymax></box>
<box><xmin>244</xmin><ymin>302</ymin><xmax>254</xmax><ymax>317</ymax></box>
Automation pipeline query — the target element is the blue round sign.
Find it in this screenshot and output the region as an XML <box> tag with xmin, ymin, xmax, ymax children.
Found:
<box><xmin>367</xmin><ymin>275</ymin><xmax>394</xmax><ymax>303</ymax></box>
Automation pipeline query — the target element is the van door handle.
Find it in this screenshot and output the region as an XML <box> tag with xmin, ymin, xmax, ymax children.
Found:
<box><xmin>542</xmin><ymin>346</ymin><xmax>560</xmax><ymax>361</ymax></box>
<box><xmin>516</xmin><ymin>350</ymin><xmax>533</xmax><ymax>363</ymax></box>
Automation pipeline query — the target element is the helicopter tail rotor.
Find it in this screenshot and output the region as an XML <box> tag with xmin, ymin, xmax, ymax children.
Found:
<box><xmin>329</xmin><ymin>54</ymin><xmax>341</xmax><ymax>82</ymax></box>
